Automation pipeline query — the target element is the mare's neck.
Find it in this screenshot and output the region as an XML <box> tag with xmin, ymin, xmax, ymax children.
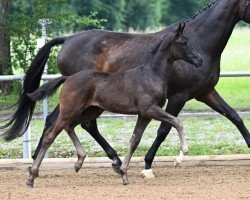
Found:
<box><xmin>188</xmin><ymin>0</ymin><xmax>241</xmax><ymax>55</ymax></box>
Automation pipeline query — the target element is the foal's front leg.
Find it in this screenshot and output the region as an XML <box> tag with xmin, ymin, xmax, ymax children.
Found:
<box><xmin>120</xmin><ymin>116</ymin><xmax>151</xmax><ymax>185</ymax></box>
<box><xmin>144</xmin><ymin>105</ymin><xmax>188</xmax><ymax>165</ymax></box>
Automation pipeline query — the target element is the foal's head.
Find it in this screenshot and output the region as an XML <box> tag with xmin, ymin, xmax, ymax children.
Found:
<box><xmin>158</xmin><ymin>22</ymin><xmax>203</xmax><ymax>68</ymax></box>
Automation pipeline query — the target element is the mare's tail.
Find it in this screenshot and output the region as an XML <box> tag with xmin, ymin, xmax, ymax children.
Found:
<box><xmin>0</xmin><ymin>37</ymin><xmax>66</xmax><ymax>141</ymax></box>
<box><xmin>27</xmin><ymin>76</ymin><xmax>67</xmax><ymax>102</ymax></box>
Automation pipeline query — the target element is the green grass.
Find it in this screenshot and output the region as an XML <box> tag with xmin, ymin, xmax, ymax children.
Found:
<box><xmin>1</xmin><ymin>114</ymin><xmax>249</xmax><ymax>159</ymax></box>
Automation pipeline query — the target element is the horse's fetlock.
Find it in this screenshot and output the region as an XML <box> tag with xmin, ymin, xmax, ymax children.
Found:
<box><xmin>29</xmin><ymin>167</ymin><xmax>38</xmax><ymax>176</ymax></box>
<box><xmin>120</xmin><ymin>166</ymin><xmax>127</xmax><ymax>174</ymax></box>
<box><xmin>178</xmin><ymin>124</ymin><xmax>184</xmax><ymax>132</ymax></box>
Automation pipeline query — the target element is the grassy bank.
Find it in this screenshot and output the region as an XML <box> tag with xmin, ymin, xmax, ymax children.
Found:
<box><xmin>1</xmin><ymin>114</ymin><xmax>249</xmax><ymax>159</ymax></box>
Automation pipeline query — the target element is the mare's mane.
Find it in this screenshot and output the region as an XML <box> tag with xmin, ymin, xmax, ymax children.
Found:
<box><xmin>138</xmin><ymin>0</ymin><xmax>221</xmax><ymax>68</ymax></box>
<box><xmin>184</xmin><ymin>0</ymin><xmax>221</xmax><ymax>22</ymax></box>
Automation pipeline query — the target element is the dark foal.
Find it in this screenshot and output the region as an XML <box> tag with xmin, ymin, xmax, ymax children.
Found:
<box><xmin>26</xmin><ymin>24</ymin><xmax>202</xmax><ymax>186</ymax></box>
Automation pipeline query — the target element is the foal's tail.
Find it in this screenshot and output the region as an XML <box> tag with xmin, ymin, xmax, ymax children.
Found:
<box><xmin>0</xmin><ymin>37</ymin><xmax>66</xmax><ymax>141</ymax></box>
<box><xmin>27</xmin><ymin>76</ymin><xmax>67</xmax><ymax>102</ymax></box>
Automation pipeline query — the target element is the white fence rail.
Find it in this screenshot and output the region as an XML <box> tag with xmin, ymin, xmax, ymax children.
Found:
<box><xmin>1</xmin><ymin>71</ymin><xmax>250</xmax><ymax>81</ymax></box>
<box><xmin>0</xmin><ymin>72</ymin><xmax>250</xmax><ymax>159</ymax></box>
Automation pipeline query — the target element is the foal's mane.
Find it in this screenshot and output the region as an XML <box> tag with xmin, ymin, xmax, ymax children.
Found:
<box><xmin>184</xmin><ymin>0</ymin><xmax>221</xmax><ymax>22</ymax></box>
<box><xmin>138</xmin><ymin>32</ymin><xmax>170</xmax><ymax>68</ymax></box>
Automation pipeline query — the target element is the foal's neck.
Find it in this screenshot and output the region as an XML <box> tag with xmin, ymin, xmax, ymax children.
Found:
<box><xmin>142</xmin><ymin>47</ymin><xmax>173</xmax><ymax>83</ymax></box>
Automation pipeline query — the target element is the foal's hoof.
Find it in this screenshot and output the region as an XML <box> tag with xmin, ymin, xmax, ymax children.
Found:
<box><xmin>28</xmin><ymin>167</ymin><xmax>39</xmax><ymax>178</ymax></box>
<box><xmin>123</xmin><ymin>180</ymin><xmax>131</xmax><ymax>186</ymax></box>
<box><xmin>174</xmin><ymin>158</ymin><xmax>180</xmax><ymax>167</ymax></box>
<box><xmin>141</xmin><ymin>169</ymin><xmax>155</xmax><ymax>179</ymax></box>
<box><xmin>112</xmin><ymin>163</ymin><xmax>123</xmax><ymax>175</ymax></box>
<box><xmin>26</xmin><ymin>180</ymin><xmax>34</xmax><ymax>188</ymax></box>
<box><xmin>74</xmin><ymin>163</ymin><xmax>82</xmax><ymax>173</ymax></box>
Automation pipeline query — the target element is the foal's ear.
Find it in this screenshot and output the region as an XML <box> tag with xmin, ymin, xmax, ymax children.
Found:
<box><xmin>176</xmin><ymin>22</ymin><xmax>186</xmax><ymax>37</ymax></box>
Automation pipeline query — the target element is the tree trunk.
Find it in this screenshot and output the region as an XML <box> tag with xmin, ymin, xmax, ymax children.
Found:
<box><xmin>0</xmin><ymin>0</ymin><xmax>12</xmax><ymax>93</ymax></box>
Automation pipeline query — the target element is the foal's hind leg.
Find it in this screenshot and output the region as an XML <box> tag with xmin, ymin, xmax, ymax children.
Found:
<box><xmin>65</xmin><ymin>126</ymin><xmax>87</xmax><ymax>173</ymax></box>
<box><xmin>32</xmin><ymin>105</ymin><xmax>59</xmax><ymax>161</ymax></box>
<box><xmin>143</xmin><ymin>105</ymin><xmax>188</xmax><ymax>165</ymax></box>
<box><xmin>81</xmin><ymin>120</ymin><xmax>122</xmax><ymax>175</ymax></box>
<box><xmin>27</xmin><ymin>119</ymin><xmax>66</xmax><ymax>187</ymax></box>
<box><xmin>120</xmin><ymin>116</ymin><xmax>151</xmax><ymax>185</ymax></box>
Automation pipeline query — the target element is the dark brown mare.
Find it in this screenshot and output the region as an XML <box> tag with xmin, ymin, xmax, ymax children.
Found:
<box><xmin>1</xmin><ymin>0</ymin><xmax>250</xmax><ymax>178</ymax></box>
<box><xmin>25</xmin><ymin>24</ymin><xmax>202</xmax><ymax>186</ymax></box>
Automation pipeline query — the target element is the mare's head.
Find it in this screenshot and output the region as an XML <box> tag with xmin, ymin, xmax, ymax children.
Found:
<box><xmin>239</xmin><ymin>0</ymin><xmax>250</xmax><ymax>23</ymax></box>
<box><xmin>162</xmin><ymin>22</ymin><xmax>203</xmax><ymax>68</ymax></box>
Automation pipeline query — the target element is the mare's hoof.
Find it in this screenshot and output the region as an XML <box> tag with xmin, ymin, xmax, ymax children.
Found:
<box><xmin>112</xmin><ymin>163</ymin><xmax>123</xmax><ymax>175</ymax></box>
<box><xmin>141</xmin><ymin>169</ymin><xmax>155</xmax><ymax>179</ymax></box>
<box><xmin>74</xmin><ymin>163</ymin><xmax>82</xmax><ymax>173</ymax></box>
<box><xmin>31</xmin><ymin>155</ymin><xmax>37</xmax><ymax>161</ymax></box>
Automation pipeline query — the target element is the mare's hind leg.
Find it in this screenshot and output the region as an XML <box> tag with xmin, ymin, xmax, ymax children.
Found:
<box><xmin>143</xmin><ymin>105</ymin><xmax>188</xmax><ymax>165</ymax></box>
<box><xmin>65</xmin><ymin>126</ymin><xmax>87</xmax><ymax>173</ymax></box>
<box><xmin>120</xmin><ymin>116</ymin><xmax>151</xmax><ymax>185</ymax></box>
<box><xmin>32</xmin><ymin>105</ymin><xmax>59</xmax><ymax>161</ymax></box>
<box><xmin>27</xmin><ymin>118</ymin><xmax>66</xmax><ymax>187</ymax></box>
<box><xmin>81</xmin><ymin>120</ymin><xmax>122</xmax><ymax>175</ymax></box>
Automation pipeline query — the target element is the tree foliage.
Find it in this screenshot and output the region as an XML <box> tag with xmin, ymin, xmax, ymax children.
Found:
<box><xmin>161</xmin><ymin>0</ymin><xmax>212</xmax><ymax>25</ymax></box>
<box><xmin>123</xmin><ymin>0</ymin><xmax>162</xmax><ymax>31</ymax></box>
<box><xmin>0</xmin><ymin>0</ymin><xmax>11</xmax><ymax>75</ymax></box>
<box><xmin>7</xmin><ymin>0</ymin><xmax>103</xmax><ymax>74</ymax></box>
<box><xmin>1</xmin><ymin>0</ymin><xmax>215</xmax><ymax>80</ymax></box>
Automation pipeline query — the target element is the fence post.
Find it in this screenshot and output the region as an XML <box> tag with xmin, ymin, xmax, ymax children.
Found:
<box><xmin>22</xmin><ymin>127</ymin><xmax>31</xmax><ymax>158</ymax></box>
<box><xmin>38</xmin><ymin>19</ymin><xmax>52</xmax><ymax>158</ymax></box>
<box><xmin>21</xmin><ymin>77</ymin><xmax>31</xmax><ymax>159</ymax></box>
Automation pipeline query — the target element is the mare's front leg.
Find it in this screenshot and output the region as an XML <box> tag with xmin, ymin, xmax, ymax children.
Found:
<box><xmin>143</xmin><ymin>95</ymin><xmax>186</xmax><ymax>177</ymax></box>
<box><xmin>81</xmin><ymin>120</ymin><xmax>122</xmax><ymax>175</ymax></box>
<box><xmin>196</xmin><ymin>89</ymin><xmax>250</xmax><ymax>147</ymax></box>
<box><xmin>120</xmin><ymin>116</ymin><xmax>151</xmax><ymax>185</ymax></box>
<box><xmin>65</xmin><ymin>126</ymin><xmax>87</xmax><ymax>173</ymax></box>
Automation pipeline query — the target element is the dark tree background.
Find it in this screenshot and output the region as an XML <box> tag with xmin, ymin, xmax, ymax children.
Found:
<box><xmin>0</xmin><ymin>0</ymin><xmax>213</xmax><ymax>92</ymax></box>
<box><xmin>0</xmin><ymin>0</ymin><xmax>11</xmax><ymax>76</ymax></box>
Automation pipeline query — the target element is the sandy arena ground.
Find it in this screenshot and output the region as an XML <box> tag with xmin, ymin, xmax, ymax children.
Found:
<box><xmin>0</xmin><ymin>165</ymin><xmax>249</xmax><ymax>200</ymax></box>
